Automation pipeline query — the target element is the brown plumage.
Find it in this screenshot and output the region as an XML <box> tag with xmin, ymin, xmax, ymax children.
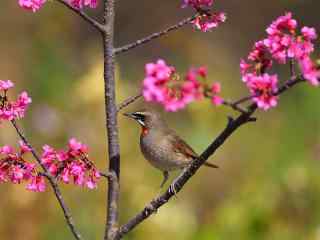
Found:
<box><xmin>124</xmin><ymin>110</ymin><xmax>218</xmax><ymax>188</ymax></box>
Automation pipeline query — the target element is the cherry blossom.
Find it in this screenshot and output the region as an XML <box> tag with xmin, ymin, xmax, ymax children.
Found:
<box><xmin>210</xmin><ymin>82</ymin><xmax>223</xmax><ymax>106</ymax></box>
<box><xmin>41</xmin><ymin>138</ymin><xmax>100</xmax><ymax>189</ymax></box>
<box><xmin>246</xmin><ymin>74</ymin><xmax>278</xmax><ymax>111</ymax></box>
<box><xmin>240</xmin><ymin>12</ymin><xmax>319</xmax><ymax>110</ymax></box>
<box><xmin>0</xmin><ymin>143</ymin><xmax>45</xmax><ymax>192</ymax></box>
<box><xmin>143</xmin><ymin>60</ymin><xmax>210</xmax><ymax>111</ymax></box>
<box><xmin>182</xmin><ymin>0</ymin><xmax>214</xmax><ymax>9</ymax></box>
<box><xmin>18</xmin><ymin>0</ymin><xmax>46</xmax><ymax>12</ymax></box>
<box><xmin>69</xmin><ymin>0</ymin><xmax>98</xmax><ymax>9</ymax></box>
<box><xmin>0</xmin><ymin>82</ymin><xmax>32</xmax><ymax>122</ymax></box>
<box><xmin>192</xmin><ymin>12</ymin><xmax>226</xmax><ymax>32</ymax></box>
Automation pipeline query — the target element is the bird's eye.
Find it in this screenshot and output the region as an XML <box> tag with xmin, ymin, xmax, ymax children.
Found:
<box><xmin>132</xmin><ymin>113</ymin><xmax>145</xmax><ymax>122</ymax></box>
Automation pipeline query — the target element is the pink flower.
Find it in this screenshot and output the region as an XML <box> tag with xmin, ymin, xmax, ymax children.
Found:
<box><xmin>68</xmin><ymin>138</ymin><xmax>88</xmax><ymax>155</ymax></box>
<box><xmin>69</xmin><ymin>0</ymin><xmax>98</xmax><ymax>9</ymax></box>
<box><xmin>266</xmin><ymin>12</ymin><xmax>297</xmax><ymax>36</ymax></box>
<box><xmin>298</xmin><ymin>56</ymin><xmax>320</xmax><ymax>86</ymax></box>
<box><xmin>182</xmin><ymin>0</ymin><xmax>214</xmax><ymax>9</ymax></box>
<box><xmin>0</xmin><ymin>143</ymin><xmax>41</xmax><ymax>189</ymax></box>
<box><xmin>0</xmin><ymin>89</ymin><xmax>32</xmax><ymax>121</ymax></box>
<box><xmin>197</xmin><ymin>66</ymin><xmax>208</xmax><ymax>78</ymax></box>
<box><xmin>18</xmin><ymin>0</ymin><xmax>46</xmax><ymax>12</ymax></box>
<box><xmin>48</xmin><ymin>163</ymin><xmax>58</xmax><ymax>175</ymax></box>
<box><xmin>39</xmin><ymin>139</ymin><xmax>100</xmax><ymax>189</ymax></box>
<box><xmin>143</xmin><ymin>59</ymin><xmax>174</xmax><ymax>103</ymax></box>
<box><xmin>211</xmin><ymin>82</ymin><xmax>221</xmax><ymax>94</ymax></box>
<box><xmin>0</xmin><ymin>145</ymin><xmax>14</xmax><ymax>155</ymax></box>
<box><xmin>86</xmin><ymin>179</ymin><xmax>97</xmax><ymax>189</ymax></box>
<box><xmin>10</xmin><ymin>165</ymin><xmax>25</xmax><ymax>183</ymax></box>
<box><xmin>210</xmin><ymin>82</ymin><xmax>223</xmax><ymax>106</ymax></box>
<box><xmin>86</xmin><ymin>169</ymin><xmax>100</xmax><ymax>189</ymax></box>
<box><xmin>301</xmin><ymin>26</ymin><xmax>317</xmax><ymax>41</ymax></box>
<box><xmin>61</xmin><ymin>168</ymin><xmax>70</xmax><ymax>183</ymax></box>
<box><xmin>0</xmin><ymin>80</ymin><xmax>14</xmax><ymax>91</ymax></box>
<box><xmin>41</xmin><ymin>145</ymin><xmax>56</xmax><ymax>166</ymax></box>
<box><xmin>240</xmin><ymin>59</ymin><xmax>252</xmax><ymax>76</ymax></box>
<box><xmin>246</xmin><ymin>74</ymin><xmax>278</xmax><ymax>110</ymax></box>
<box><xmin>241</xmin><ymin>12</ymin><xmax>319</xmax><ymax>93</ymax></box>
<box><xmin>212</xmin><ymin>96</ymin><xmax>223</xmax><ymax>106</ymax></box>
<box><xmin>19</xmin><ymin>141</ymin><xmax>31</xmax><ymax>154</ymax></box>
<box><xmin>27</xmin><ymin>175</ymin><xmax>46</xmax><ymax>192</ymax></box>
<box><xmin>143</xmin><ymin>61</ymin><xmax>208</xmax><ymax>111</ymax></box>
<box><xmin>192</xmin><ymin>12</ymin><xmax>226</xmax><ymax>32</ymax></box>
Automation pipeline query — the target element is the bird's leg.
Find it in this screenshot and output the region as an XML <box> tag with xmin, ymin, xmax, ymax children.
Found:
<box><xmin>160</xmin><ymin>171</ymin><xmax>169</xmax><ymax>188</ymax></box>
<box><xmin>169</xmin><ymin>167</ymin><xmax>189</xmax><ymax>198</ymax></box>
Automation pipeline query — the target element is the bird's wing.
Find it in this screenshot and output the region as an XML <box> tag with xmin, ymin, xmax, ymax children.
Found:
<box><xmin>167</xmin><ymin>131</ymin><xmax>198</xmax><ymax>159</ymax></box>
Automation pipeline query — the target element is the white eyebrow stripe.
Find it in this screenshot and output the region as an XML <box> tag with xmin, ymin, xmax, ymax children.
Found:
<box><xmin>135</xmin><ymin>112</ymin><xmax>145</xmax><ymax>115</ymax></box>
<box><xmin>137</xmin><ymin>119</ymin><xmax>145</xmax><ymax>126</ymax></box>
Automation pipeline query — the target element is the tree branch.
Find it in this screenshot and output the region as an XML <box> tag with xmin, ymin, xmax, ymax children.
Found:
<box><xmin>114</xmin><ymin>75</ymin><xmax>305</xmax><ymax>239</ymax></box>
<box><xmin>117</xmin><ymin>93</ymin><xmax>142</xmax><ymax>112</ymax></box>
<box><xmin>114</xmin><ymin>15</ymin><xmax>197</xmax><ymax>55</ymax></box>
<box><xmin>222</xmin><ymin>99</ymin><xmax>248</xmax><ymax>114</ymax></box>
<box><xmin>10</xmin><ymin>120</ymin><xmax>83</xmax><ymax>240</ymax></box>
<box><xmin>102</xmin><ymin>0</ymin><xmax>120</xmax><ymax>240</ymax></box>
<box><xmin>56</xmin><ymin>0</ymin><xmax>105</xmax><ymax>33</ymax></box>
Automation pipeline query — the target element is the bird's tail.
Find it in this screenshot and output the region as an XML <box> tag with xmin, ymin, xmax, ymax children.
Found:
<box><xmin>204</xmin><ymin>162</ymin><xmax>219</xmax><ymax>168</ymax></box>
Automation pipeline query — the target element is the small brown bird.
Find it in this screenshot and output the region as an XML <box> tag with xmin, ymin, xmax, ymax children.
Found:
<box><xmin>124</xmin><ymin>110</ymin><xmax>218</xmax><ymax>188</ymax></box>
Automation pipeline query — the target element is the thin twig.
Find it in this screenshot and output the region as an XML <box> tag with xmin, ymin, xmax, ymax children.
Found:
<box><xmin>100</xmin><ymin>171</ymin><xmax>112</xmax><ymax>179</ymax></box>
<box><xmin>102</xmin><ymin>0</ymin><xmax>121</xmax><ymax>240</ymax></box>
<box><xmin>114</xmin><ymin>75</ymin><xmax>305</xmax><ymax>239</ymax></box>
<box><xmin>10</xmin><ymin>120</ymin><xmax>83</xmax><ymax>240</ymax></box>
<box><xmin>117</xmin><ymin>94</ymin><xmax>142</xmax><ymax>112</ymax></box>
<box><xmin>232</xmin><ymin>94</ymin><xmax>256</xmax><ymax>105</ymax></box>
<box><xmin>114</xmin><ymin>15</ymin><xmax>197</xmax><ymax>55</ymax></box>
<box><xmin>222</xmin><ymin>100</ymin><xmax>248</xmax><ymax>114</ymax></box>
<box><xmin>56</xmin><ymin>0</ymin><xmax>105</xmax><ymax>33</ymax></box>
<box><xmin>289</xmin><ymin>59</ymin><xmax>296</xmax><ymax>78</ymax></box>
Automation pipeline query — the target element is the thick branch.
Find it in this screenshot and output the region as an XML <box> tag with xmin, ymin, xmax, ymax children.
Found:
<box><xmin>11</xmin><ymin>120</ymin><xmax>83</xmax><ymax>240</ymax></box>
<box><xmin>114</xmin><ymin>15</ymin><xmax>196</xmax><ymax>55</ymax></box>
<box><xmin>102</xmin><ymin>0</ymin><xmax>120</xmax><ymax>240</ymax></box>
<box><xmin>56</xmin><ymin>0</ymin><xmax>105</xmax><ymax>33</ymax></box>
<box><xmin>114</xmin><ymin>76</ymin><xmax>305</xmax><ymax>239</ymax></box>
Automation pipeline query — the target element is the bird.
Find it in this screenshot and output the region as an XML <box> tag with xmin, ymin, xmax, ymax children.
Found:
<box><xmin>123</xmin><ymin>109</ymin><xmax>218</xmax><ymax>188</ymax></box>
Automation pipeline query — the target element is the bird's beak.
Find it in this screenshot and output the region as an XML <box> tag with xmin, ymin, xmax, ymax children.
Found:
<box><xmin>123</xmin><ymin>112</ymin><xmax>146</xmax><ymax>126</ymax></box>
<box><xmin>123</xmin><ymin>112</ymin><xmax>136</xmax><ymax>119</ymax></box>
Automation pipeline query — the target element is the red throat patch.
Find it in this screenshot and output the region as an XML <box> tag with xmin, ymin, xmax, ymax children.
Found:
<box><xmin>141</xmin><ymin>127</ymin><xmax>149</xmax><ymax>136</ymax></box>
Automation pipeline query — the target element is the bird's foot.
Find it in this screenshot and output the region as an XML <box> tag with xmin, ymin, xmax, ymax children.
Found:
<box><xmin>169</xmin><ymin>182</ymin><xmax>179</xmax><ymax>199</ymax></box>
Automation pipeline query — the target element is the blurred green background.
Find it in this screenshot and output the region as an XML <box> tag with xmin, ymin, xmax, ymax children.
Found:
<box><xmin>1</xmin><ymin>0</ymin><xmax>320</xmax><ymax>239</ymax></box>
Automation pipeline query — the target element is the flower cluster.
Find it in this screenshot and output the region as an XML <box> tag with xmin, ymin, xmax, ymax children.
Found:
<box><xmin>41</xmin><ymin>138</ymin><xmax>100</xmax><ymax>189</ymax></box>
<box><xmin>193</xmin><ymin>12</ymin><xmax>226</xmax><ymax>32</ymax></box>
<box><xmin>244</xmin><ymin>74</ymin><xmax>278</xmax><ymax>110</ymax></box>
<box><xmin>142</xmin><ymin>59</ymin><xmax>222</xmax><ymax>111</ymax></box>
<box><xmin>0</xmin><ymin>141</ymin><xmax>46</xmax><ymax>192</ymax></box>
<box><xmin>241</xmin><ymin>12</ymin><xmax>319</xmax><ymax>110</ymax></box>
<box><xmin>18</xmin><ymin>0</ymin><xmax>46</xmax><ymax>12</ymax></box>
<box><xmin>0</xmin><ymin>80</ymin><xmax>32</xmax><ymax>122</ymax></box>
<box><xmin>210</xmin><ymin>82</ymin><xmax>223</xmax><ymax>106</ymax></box>
<box><xmin>182</xmin><ymin>0</ymin><xmax>214</xmax><ymax>9</ymax></box>
<box><xmin>182</xmin><ymin>0</ymin><xmax>226</xmax><ymax>32</ymax></box>
<box><xmin>69</xmin><ymin>0</ymin><xmax>98</xmax><ymax>9</ymax></box>
<box><xmin>18</xmin><ymin>0</ymin><xmax>98</xmax><ymax>12</ymax></box>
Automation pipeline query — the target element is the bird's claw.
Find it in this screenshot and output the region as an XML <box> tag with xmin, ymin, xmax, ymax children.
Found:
<box><xmin>169</xmin><ymin>183</ymin><xmax>179</xmax><ymax>199</ymax></box>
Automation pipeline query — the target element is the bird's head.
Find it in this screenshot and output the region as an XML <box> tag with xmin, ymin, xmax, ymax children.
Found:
<box><xmin>123</xmin><ymin>110</ymin><xmax>167</xmax><ymax>130</ymax></box>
